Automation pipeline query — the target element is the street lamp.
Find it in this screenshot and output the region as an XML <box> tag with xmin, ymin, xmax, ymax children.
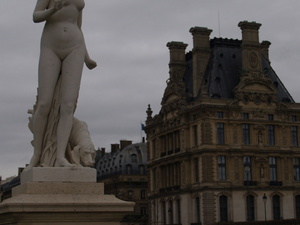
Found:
<box><xmin>263</xmin><ymin>193</ymin><xmax>267</xmax><ymax>221</ymax></box>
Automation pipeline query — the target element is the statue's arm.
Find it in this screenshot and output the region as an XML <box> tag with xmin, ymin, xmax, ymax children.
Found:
<box><xmin>78</xmin><ymin>11</ymin><xmax>97</xmax><ymax>70</ymax></box>
<box><xmin>33</xmin><ymin>0</ymin><xmax>65</xmax><ymax>23</ymax></box>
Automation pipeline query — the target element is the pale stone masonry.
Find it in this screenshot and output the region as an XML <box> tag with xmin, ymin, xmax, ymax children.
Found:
<box><xmin>0</xmin><ymin>167</ymin><xmax>134</xmax><ymax>225</ymax></box>
<box><xmin>145</xmin><ymin>21</ymin><xmax>300</xmax><ymax>225</ymax></box>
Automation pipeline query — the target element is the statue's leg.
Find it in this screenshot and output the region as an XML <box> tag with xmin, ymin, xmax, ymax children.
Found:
<box><xmin>28</xmin><ymin>48</ymin><xmax>61</xmax><ymax>167</ymax></box>
<box><xmin>55</xmin><ymin>46</ymin><xmax>85</xmax><ymax>167</ymax></box>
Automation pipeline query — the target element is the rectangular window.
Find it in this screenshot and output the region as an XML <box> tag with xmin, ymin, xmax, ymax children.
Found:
<box><xmin>243</xmin><ymin>124</ymin><xmax>250</xmax><ymax>144</ymax></box>
<box><xmin>218</xmin><ymin>156</ymin><xmax>226</xmax><ymax>181</ymax></box>
<box><xmin>194</xmin><ymin>158</ymin><xmax>199</xmax><ymax>182</ymax></box>
<box><xmin>141</xmin><ymin>207</ymin><xmax>147</xmax><ymax>216</ymax></box>
<box><xmin>193</xmin><ymin>125</ymin><xmax>198</xmax><ymax>146</ymax></box>
<box><xmin>243</xmin><ymin>113</ymin><xmax>249</xmax><ymax>120</ymax></box>
<box><xmin>291</xmin><ymin>115</ymin><xmax>297</xmax><ymax>122</ymax></box>
<box><xmin>141</xmin><ymin>189</ymin><xmax>146</xmax><ymax>199</ymax></box>
<box><xmin>217</xmin><ymin>123</ymin><xmax>225</xmax><ymax>144</ymax></box>
<box><xmin>128</xmin><ymin>190</ymin><xmax>133</xmax><ymax>199</ymax></box>
<box><xmin>217</xmin><ymin>112</ymin><xmax>224</xmax><ymax>118</ymax></box>
<box><xmin>269</xmin><ymin>157</ymin><xmax>277</xmax><ymax>181</ymax></box>
<box><xmin>268</xmin><ymin>125</ymin><xmax>275</xmax><ymax>145</ymax></box>
<box><xmin>292</xmin><ymin>126</ymin><xmax>298</xmax><ymax>146</ymax></box>
<box><xmin>244</xmin><ymin>156</ymin><xmax>252</xmax><ymax>181</ymax></box>
<box><xmin>268</xmin><ymin>114</ymin><xmax>274</xmax><ymax>121</ymax></box>
<box><xmin>294</xmin><ymin>158</ymin><xmax>300</xmax><ymax>181</ymax></box>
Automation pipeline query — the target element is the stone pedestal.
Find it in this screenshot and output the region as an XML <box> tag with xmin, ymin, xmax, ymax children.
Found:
<box><xmin>0</xmin><ymin>167</ymin><xmax>134</xmax><ymax>225</ymax></box>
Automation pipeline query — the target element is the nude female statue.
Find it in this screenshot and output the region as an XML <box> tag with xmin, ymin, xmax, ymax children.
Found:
<box><xmin>28</xmin><ymin>0</ymin><xmax>97</xmax><ymax>167</ymax></box>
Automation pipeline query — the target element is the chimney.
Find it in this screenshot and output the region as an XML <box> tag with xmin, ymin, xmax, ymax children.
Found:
<box><xmin>189</xmin><ymin>27</ymin><xmax>212</xmax><ymax>97</ymax></box>
<box><xmin>238</xmin><ymin>21</ymin><xmax>261</xmax><ymax>44</ymax></box>
<box><xmin>261</xmin><ymin>40</ymin><xmax>271</xmax><ymax>63</ymax></box>
<box><xmin>166</xmin><ymin>41</ymin><xmax>188</xmax><ymax>75</ymax></box>
<box><xmin>111</xmin><ymin>144</ymin><xmax>119</xmax><ymax>154</ymax></box>
<box><xmin>238</xmin><ymin>21</ymin><xmax>262</xmax><ymax>73</ymax></box>
<box><xmin>120</xmin><ymin>140</ymin><xmax>132</xmax><ymax>149</ymax></box>
<box><xmin>101</xmin><ymin>148</ymin><xmax>105</xmax><ymax>156</ymax></box>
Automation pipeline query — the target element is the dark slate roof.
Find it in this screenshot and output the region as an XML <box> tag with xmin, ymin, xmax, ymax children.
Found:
<box><xmin>184</xmin><ymin>38</ymin><xmax>294</xmax><ymax>103</ymax></box>
<box><xmin>95</xmin><ymin>142</ymin><xmax>147</xmax><ymax>180</ymax></box>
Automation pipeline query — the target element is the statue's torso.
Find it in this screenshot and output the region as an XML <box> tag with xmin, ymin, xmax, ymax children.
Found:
<box><xmin>41</xmin><ymin>0</ymin><xmax>85</xmax><ymax>57</ymax></box>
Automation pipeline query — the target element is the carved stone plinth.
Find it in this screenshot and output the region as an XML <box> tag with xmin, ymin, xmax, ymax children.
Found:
<box><xmin>0</xmin><ymin>167</ymin><xmax>134</xmax><ymax>225</ymax></box>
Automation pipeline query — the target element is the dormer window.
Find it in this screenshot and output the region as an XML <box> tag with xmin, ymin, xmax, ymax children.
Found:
<box><xmin>131</xmin><ymin>154</ymin><xmax>137</xmax><ymax>163</ymax></box>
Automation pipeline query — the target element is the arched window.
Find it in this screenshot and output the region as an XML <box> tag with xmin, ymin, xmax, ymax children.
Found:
<box><xmin>161</xmin><ymin>201</ymin><xmax>166</xmax><ymax>225</ymax></box>
<box><xmin>219</xmin><ymin>195</ymin><xmax>228</xmax><ymax>222</ymax></box>
<box><xmin>139</xmin><ymin>165</ymin><xmax>145</xmax><ymax>174</ymax></box>
<box><xmin>273</xmin><ymin>195</ymin><xmax>281</xmax><ymax>220</ymax></box>
<box><xmin>126</xmin><ymin>164</ymin><xmax>132</xmax><ymax>174</ymax></box>
<box><xmin>176</xmin><ymin>199</ymin><xmax>181</xmax><ymax>224</ymax></box>
<box><xmin>246</xmin><ymin>195</ymin><xmax>255</xmax><ymax>221</ymax></box>
<box><xmin>131</xmin><ymin>154</ymin><xmax>137</xmax><ymax>163</ymax></box>
<box><xmin>296</xmin><ymin>195</ymin><xmax>300</xmax><ymax>219</ymax></box>
<box><xmin>168</xmin><ymin>201</ymin><xmax>173</xmax><ymax>224</ymax></box>
<box><xmin>195</xmin><ymin>197</ymin><xmax>201</xmax><ymax>223</ymax></box>
<box><xmin>127</xmin><ymin>190</ymin><xmax>133</xmax><ymax>199</ymax></box>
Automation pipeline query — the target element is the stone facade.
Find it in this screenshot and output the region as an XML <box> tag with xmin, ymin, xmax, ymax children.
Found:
<box><xmin>145</xmin><ymin>21</ymin><xmax>300</xmax><ymax>225</ymax></box>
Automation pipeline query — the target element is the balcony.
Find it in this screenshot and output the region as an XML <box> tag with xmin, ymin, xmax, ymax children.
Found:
<box><xmin>159</xmin><ymin>185</ymin><xmax>181</xmax><ymax>193</ymax></box>
<box><xmin>167</xmin><ymin>150</ymin><xmax>174</xmax><ymax>155</ymax></box>
<box><xmin>243</xmin><ymin>180</ymin><xmax>258</xmax><ymax>186</ymax></box>
<box><xmin>269</xmin><ymin>181</ymin><xmax>283</xmax><ymax>186</ymax></box>
<box><xmin>160</xmin><ymin>152</ymin><xmax>167</xmax><ymax>157</ymax></box>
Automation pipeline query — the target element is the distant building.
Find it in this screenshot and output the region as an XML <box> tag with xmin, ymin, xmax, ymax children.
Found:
<box><xmin>95</xmin><ymin>140</ymin><xmax>148</xmax><ymax>225</ymax></box>
<box><xmin>145</xmin><ymin>21</ymin><xmax>300</xmax><ymax>225</ymax></box>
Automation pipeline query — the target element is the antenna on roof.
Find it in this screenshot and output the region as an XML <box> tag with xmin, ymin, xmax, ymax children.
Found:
<box><xmin>218</xmin><ymin>11</ymin><xmax>221</xmax><ymax>37</ymax></box>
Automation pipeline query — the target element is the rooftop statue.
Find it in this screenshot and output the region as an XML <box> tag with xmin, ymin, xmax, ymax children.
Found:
<box><xmin>27</xmin><ymin>0</ymin><xmax>97</xmax><ymax>167</ymax></box>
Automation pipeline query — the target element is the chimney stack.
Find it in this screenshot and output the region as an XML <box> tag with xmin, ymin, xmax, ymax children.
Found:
<box><xmin>189</xmin><ymin>27</ymin><xmax>212</xmax><ymax>97</ymax></box>
<box><xmin>261</xmin><ymin>40</ymin><xmax>271</xmax><ymax>63</ymax></box>
<box><xmin>111</xmin><ymin>144</ymin><xmax>119</xmax><ymax>154</ymax></box>
<box><xmin>238</xmin><ymin>21</ymin><xmax>261</xmax><ymax>44</ymax></box>
<box><xmin>120</xmin><ymin>140</ymin><xmax>132</xmax><ymax>150</ymax></box>
<box><xmin>166</xmin><ymin>41</ymin><xmax>188</xmax><ymax>76</ymax></box>
<box><xmin>101</xmin><ymin>148</ymin><xmax>105</xmax><ymax>156</ymax></box>
<box><xmin>238</xmin><ymin>21</ymin><xmax>263</xmax><ymax>73</ymax></box>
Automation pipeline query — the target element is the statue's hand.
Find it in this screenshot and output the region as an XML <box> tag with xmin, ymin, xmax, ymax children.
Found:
<box><xmin>85</xmin><ymin>58</ymin><xmax>97</xmax><ymax>70</ymax></box>
<box><xmin>54</xmin><ymin>0</ymin><xmax>66</xmax><ymax>11</ymax></box>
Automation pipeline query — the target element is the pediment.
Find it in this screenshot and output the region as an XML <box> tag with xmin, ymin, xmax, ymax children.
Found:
<box><xmin>161</xmin><ymin>93</ymin><xmax>181</xmax><ymax>105</ymax></box>
<box><xmin>234</xmin><ymin>73</ymin><xmax>278</xmax><ymax>103</ymax></box>
<box><xmin>235</xmin><ymin>79</ymin><xmax>276</xmax><ymax>95</ymax></box>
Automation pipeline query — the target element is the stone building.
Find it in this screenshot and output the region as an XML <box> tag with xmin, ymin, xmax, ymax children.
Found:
<box><xmin>145</xmin><ymin>21</ymin><xmax>300</xmax><ymax>225</ymax></box>
<box><xmin>95</xmin><ymin>140</ymin><xmax>148</xmax><ymax>225</ymax></box>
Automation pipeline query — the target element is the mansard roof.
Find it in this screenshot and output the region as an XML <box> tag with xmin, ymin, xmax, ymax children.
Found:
<box><xmin>95</xmin><ymin>142</ymin><xmax>147</xmax><ymax>179</ymax></box>
<box><xmin>184</xmin><ymin>37</ymin><xmax>294</xmax><ymax>103</ymax></box>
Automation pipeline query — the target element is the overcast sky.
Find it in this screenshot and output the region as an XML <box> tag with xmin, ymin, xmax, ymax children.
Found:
<box><xmin>1</xmin><ymin>0</ymin><xmax>300</xmax><ymax>179</ymax></box>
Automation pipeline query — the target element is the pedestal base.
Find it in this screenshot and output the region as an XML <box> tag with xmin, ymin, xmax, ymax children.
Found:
<box><xmin>0</xmin><ymin>167</ymin><xmax>134</xmax><ymax>225</ymax></box>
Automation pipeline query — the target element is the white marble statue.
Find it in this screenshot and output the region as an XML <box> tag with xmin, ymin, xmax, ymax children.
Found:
<box><xmin>28</xmin><ymin>0</ymin><xmax>97</xmax><ymax>167</ymax></box>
